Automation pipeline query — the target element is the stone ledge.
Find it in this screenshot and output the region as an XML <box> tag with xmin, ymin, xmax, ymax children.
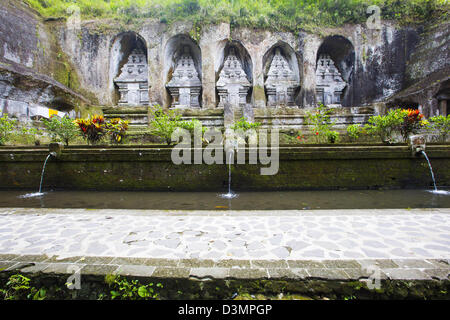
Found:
<box><xmin>1</xmin><ymin>254</ymin><xmax>449</xmax><ymax>282</ymax></box>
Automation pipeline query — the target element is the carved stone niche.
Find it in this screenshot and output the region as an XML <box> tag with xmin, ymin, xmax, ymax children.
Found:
<box><xmin>114</xmin><ymin>49</ymin><xmax>149</xmax><ymax>106</ymax></box>
<box><xmin>166</xmin><ymin>46</ymin><xmax>201</xmax><ymax>108</ymax></box>
<box><xmin>265</xmin><ymin>48</ymin><xmax>299</xmax><ymax>107</ymax></box>
<box><xmin>216</xmin><ymin>48</ymin><xmax>251</xmax><ymax>108</ymax></box>
<box><xmin>315</xmin><ymin>54</ymin><xmax>347</xmax><ymax>106</ymax></box>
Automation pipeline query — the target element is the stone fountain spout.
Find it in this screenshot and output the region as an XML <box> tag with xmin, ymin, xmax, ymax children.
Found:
<box><xmin>49</xmin><ymin>142</ymin><xmax>64</xmax><ymax>158</ymax></box>
<box><xmin>409</xmin><ymin>134</ymin><xmax>426</xmax><ymax>156</ymax></box>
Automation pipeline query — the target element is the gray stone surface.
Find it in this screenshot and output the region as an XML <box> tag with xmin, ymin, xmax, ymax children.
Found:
<box><xmin>0</xmin><ymin>208</ymin><xmax>449</xmax><ymax>283</ymax></box>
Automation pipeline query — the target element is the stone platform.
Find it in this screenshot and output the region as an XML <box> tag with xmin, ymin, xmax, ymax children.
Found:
<box><xmin>0</xmin><ymin>208</ymin><xmax>449</xmax><ymax>299</ymax></box>
<box><xmin>0</xmin><ymin>208</ymin><xmax>449</xmax><ymax>275</ymax></box>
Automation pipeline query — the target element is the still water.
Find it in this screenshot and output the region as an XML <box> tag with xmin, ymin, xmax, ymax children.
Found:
<box><xmin>0</xmin><ymin>189</ymin><xmax>449</xmax><ymax>210</ymax></box>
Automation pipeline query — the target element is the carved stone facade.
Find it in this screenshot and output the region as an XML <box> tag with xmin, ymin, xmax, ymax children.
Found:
<box><xmin>315</xmin><ymin>54</ymin><xmax>347</xmax><ymax>106</ymax></box>
<box><xmin>216</xmin><ymin>48</ymin><xmax>251</xmax><ymax>108</ymax></box>
<box><xmin>166</xmin><ymin>46</ymin><xmax>201</xmax><ymax>108</ymax></box>
<box><xmin>265</xmin><ymin>49</ymin><xmax>299</xmax><ymax>107</ymax></box>
<box><xmin>114</xmin><ymin>49</ymin><xmax>149</xmax><ymax>106</ymax></box>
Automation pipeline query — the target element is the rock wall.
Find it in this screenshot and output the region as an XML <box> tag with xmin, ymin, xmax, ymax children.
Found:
<box><xmin>0</xmin><ymin>0</ymin><xmax>88</xmax><ymax>118</ymax></box>
<box><xmin>2</xmin><ymin>0</ymin><xmax>448</xmax><ymax>123</ymax></box>
<box><xmin>388</xmin><ymin>22</ymin><xmax>450</xmax><ymax>117</ymax></box>
<box><xmin>0</xmin><ymin>145</ymin><xmax>449</xmax><ymax>191</ymax></box>
<box><xmin>54</xmin><ymin>20</ymin><xmax>422</xmax><ymax>111</ymax></box>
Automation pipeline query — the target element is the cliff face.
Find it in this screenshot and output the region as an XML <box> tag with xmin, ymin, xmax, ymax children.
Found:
<box><xmin>0</xmin><ymin>0</ymin><xmax>448</xmax><ymax>118</ymax></box>
<box><xmin>387</xmin><ymin>22</ymin><xmax>450</xmax><ymax>117</ymax></box>
<box><xmin>0</xmin><ymin>0</ymin><xmax>87</xmax><ymax>118</ymax></box>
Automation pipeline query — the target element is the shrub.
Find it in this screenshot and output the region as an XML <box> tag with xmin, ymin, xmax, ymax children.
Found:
<box><xmin>399</xmin><ymin>108</ymin><xmax>424</xmax><ymax>142</ymax></box>
<box><xmin>364</xmin><ymin>109</ymin><xmax>406</xmax><ymax>144</ymax></box>
<box><xmin>326</xmin><ymin>130</ymin><xmax>339</xmax><ymax>144</ymax></box>
<box><xmin>0</xmin><ymin>115</ymin><xmax>17</xmax><ymax>145</ymax></box>
<box><xmin>75</xmin><ymin>115</ymin><xmax>106</xmax><ymax>145</ymax></box>
<box><xmin>179</xmin><ymin>118</ymin><xmax>206</xmax><ymax>136</ymax></box>
<box><xmin>428</xmin><ymin>115</ymin><xmax>450</xmax><ymax>142</ymax></box>
<box><xmin>106</xmin><ymin>118</ymin><xmax>129</xmax><ymax>144</ymax></box>
<box><xmin>364</xmin><ymin>108</ymin><xmax>425</xmax><ymax>143</ymax></box>
<box><xmin>149</xmin><ymin>105</ymin><xmax>182</xmax><ymax>145</ymax></box>
<box><xmin>14</xmin><ymin>125</ymin><xmax>43</xmax><ymax>146</ymax></box>
<box><xmin>231</xmin><ymin>117</ymin><xmax>262</xmax><ymax>131</ymax></box>
<box><xmin>346</xmin><ymin>124</ymin><xmax>362</xmax><ymax>142</ymax></box>
<box><xmin>305</xmin><ymin>103</ymin><xmax>335</xmax><ymax>143</ymax></box>
<box><xmin>42</xmin><ymin>116</ymin><xmax>79</xmax><ymax>146</ymax></box>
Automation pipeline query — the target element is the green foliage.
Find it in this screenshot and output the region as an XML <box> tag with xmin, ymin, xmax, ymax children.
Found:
<box><xmin>364</xmin><ymin>109</ymin><xmax>407</xmax><ymax>144</ymax></box>
<box><xmin>42</xmin><ymin>116</ymin><xmax>79</xmax><ymax>146</ymax></box>
<box><xmin>149</xmin><ymin>105</ymin><xmax>183</xmax><ymax>145</ymax></box>
<box><xmin>364</xmin><ymin>108</ymin><xmax>425</xmax><ymax>144</ymax></box>
<box><xmin>179</xmin><ymin>118</ymin><xmax>206</xmax><ymax>136</ymax></box>
<box><xmin>25</xmin><ymin>0</ymin><xmax>449</xmax><ymax>33</ymax></box>
<box><xmin>326</xmin><ymin>130</ymin><xmax>339</xmax><ymax>143</ymax></box>
<box><xmin>231</xmin><ymin>117</ymin><xmax>262</xmax><ymax>131</ymax></box>
<box><xmin>0</xmin><ymin>115</ymin><xmax>17</xmax><ymax>145</ymax></box>
<box><xmin>282</xmin><ymin>131</ymin><xmax>308</xmax><ymax>144</ymax></box>
<box><xmin>428</xmin><ymin>115</ymin><xmax>450</xmax><ymax>142</ymax></box>
<box><xmin>347</xmin><ymin>124</ymin><xmax>362</xmax><ymax>142</ymax></box>
<box><xmin>12</xmin><ymin>125</ymin><xmax>43</xmax><ymax>146</ymax></box>
<box><xmin>107</xmin><ymin>275</ymin><xmax>162</xmax><ymax>300</ymax></box>
<box><xmin>106</xmin><ymin>118</ymin><xmax>129</xmax><ymax>144</ymax></box>
<box><xmin>0</xmin><ymin>274</ymin><xmax>46</xmax><ymax>300</ymax></box>
<box><xmin>75</xmin><ymin>115</ymin><xmax>107</xmax><ymax>145</ymax></box>
<box><xmin>305</xmin><ymin>104</ymin><xmax>335</xmax><ymax>143</ymax></box>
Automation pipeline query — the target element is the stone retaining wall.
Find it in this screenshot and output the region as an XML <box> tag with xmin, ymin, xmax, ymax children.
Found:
<box><xmin>0</xmin><ymin>145</ymin><xmax>449</xmax><ymax>191</ymax></box>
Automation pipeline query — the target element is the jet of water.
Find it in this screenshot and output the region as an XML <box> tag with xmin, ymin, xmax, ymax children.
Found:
<box><xmin>219</xmin><ymin>149</ymin><xmax>238</xmax><ymax>199</ymax></box>
<box><xmin>19</xmin><ymin>152</ymin><xmax>56</xmax><ymax>199</ymax></box>
<box><xmin>421</xmin><ymin>150</ymin><xmax>437</xmax><ymax>192</ymax></box>
<box><xmin>420</xmin><ymin>150</ymin><xmax>449</xmax><ymax>195</ymax></box>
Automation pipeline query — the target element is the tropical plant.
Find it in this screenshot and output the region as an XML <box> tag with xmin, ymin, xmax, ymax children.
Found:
<box><xmin>364</xmin><ymin>108</ymin><xmax>425</xmax><ymax>143</ymax></box>
<box><xmin>326</xmin><ymin>130</ymin><xmax>340</xmax><ymax>144</ymax></box>
<box><xmin>305</xmin><ymin>103</ymin><xmax>335</xmax><ymax>143</ymax></box>
<box><xmin>106</xmin><ymin>118</ymin><xmax>129</xmax><ymax>144</ymax></box>
<box><xmin>75</xmin><ymin>115</ymin><xmax>106</xmax><ymax>145</ymax></box>
<box><xmin>364</xmin><ymin>109</ymin><xmax>406</xmax><ymax>144</ymax></box>
<box><xmin>0</xmin><ymin>115</ymin><xmax>18</xmax><ymax>146</ymax></box>
<box><xmin>428</xmin><ymin>115</ymin><xmax>450</xmax><ymax>142</ymax></box>
<box><xmin>42</xmin><ymin>115</ymin><xmax>79</xmax><ymax>146</ymax></box>
<box><xmin>346</xmin><ymin>124</ymin><xmax>362</xmax><ymax>142</ymax></box>
<box><xmin>399</xmin><ymin>108</ymin><xmax>424</xmax><ymax>142</ymax></box>
<box><xmin>149</xmin><ymin>105</ymin><xmax>183</xmax><ymax>145</ymax></box>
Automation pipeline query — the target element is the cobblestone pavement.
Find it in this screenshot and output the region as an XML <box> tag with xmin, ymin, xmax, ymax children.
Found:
<box><xmin>0</xmin><ymin>208</ymin><xmax>449</xmax><ymax>261</ymax></box>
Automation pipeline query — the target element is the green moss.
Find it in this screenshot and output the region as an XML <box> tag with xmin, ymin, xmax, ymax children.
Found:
<box><xmin>253</xmin><ymin>85</ymin><xmax>266</xmax><ymax>103</ymax></box>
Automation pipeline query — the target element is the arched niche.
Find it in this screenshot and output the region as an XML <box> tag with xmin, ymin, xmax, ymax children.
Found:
<box><xmin>316</xmin><ymin>35</ymin><xmax>355</xmax><ymax>107</ymax></box>
<box><xmin>109</xmin><ymin>32</ymin><xmax>149</xmax><ymax>106</ymax></box>
<box><xmin>436</xmin><ymin>80</ymin><xmax>450</xmax><ymax>116</ymax></box>
<box><xmin>263</xmin><ymin>42</ymin><xmax>301</xmax><ymax>107</ymax></box>
<box><xmin>164</xmin><ymin>35</ymin><xmax>202</xmax><ymax>108</ymax></box>
<box><xmin>216</xmin><ymin>41</ymin><xmax>253</xmax><ymax>108</ymax></box>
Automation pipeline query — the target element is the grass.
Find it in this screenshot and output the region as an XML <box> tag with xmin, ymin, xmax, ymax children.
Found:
<box><xmin>25</xmin><ymin>0</ymin><xmax>449</xmax><ymax>33</ymax></box>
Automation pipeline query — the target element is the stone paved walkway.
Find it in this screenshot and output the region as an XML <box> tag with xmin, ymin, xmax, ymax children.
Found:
<box><xmin>0</xmin><ymin>208</ymin><xmax>449</xmax><ymax>261</ymax></box>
